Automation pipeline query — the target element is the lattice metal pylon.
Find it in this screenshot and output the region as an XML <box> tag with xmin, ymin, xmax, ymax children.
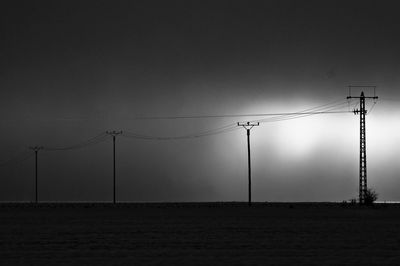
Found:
<box><xmin>359</xmin><ymin>92</ymin><xmax>367</xmax><ymax>204</ymax></box>
<box><xmin>347</xmin><ymin>88</ymin><xmax>378</xmax><ymax>204</ymax></box>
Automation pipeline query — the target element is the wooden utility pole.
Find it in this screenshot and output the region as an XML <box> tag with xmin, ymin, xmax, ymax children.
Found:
<box><xmin>237</xmin><ymin>122</ymin><xmax>259</xmax><ymax>206</ymax></box>
<box><xmin>106</xmin><ymin>131</ymin><xmax>123</xmax><ymax>204</ymax></box>
<box><xmin>29</xmin><ymin>146</ymin><xmax>43</xmax><ymax>203</ymax></box>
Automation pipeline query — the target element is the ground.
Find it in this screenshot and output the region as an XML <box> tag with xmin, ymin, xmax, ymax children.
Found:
<box><xmin>1</xmin><ymin>202</ymin><xmax>400</xmax><ymax>265</ymax></box>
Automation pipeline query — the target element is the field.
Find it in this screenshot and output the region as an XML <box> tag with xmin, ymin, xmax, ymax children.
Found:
<box><xmin>1</xmin><ymin>202</ymin><xmax>400</xmax><ymax>265</ymax></box>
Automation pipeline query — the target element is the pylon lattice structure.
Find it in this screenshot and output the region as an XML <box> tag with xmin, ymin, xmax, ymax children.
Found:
<box><xmin>347</xmin><ymin>88</ymin><xmax>378</xmax><ymax>204</ymax></box>
<box><xmin>359</xmin><ymin>93</ymin><xmax>367</xmax><ymax>204</ymax></box>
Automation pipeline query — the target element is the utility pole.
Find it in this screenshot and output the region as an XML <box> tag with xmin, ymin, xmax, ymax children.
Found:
<box><xmin>347</xmin><ymin>86</ymin><xmax>378</xmax><ymax>204</ymax></box>
<box><xmin>29</xmin><ymin>146</ymin><xmax>43</xmax><ymax>203</ymax></box>
<box><xmin>237</xmin><ymin>122</ymin><xmax>259</xmax><ymax>206</ymax></box>
<box><xmin>106</xmin><ymin>131</ymin><xmax>123</xmax><ymax>204</ymax></box>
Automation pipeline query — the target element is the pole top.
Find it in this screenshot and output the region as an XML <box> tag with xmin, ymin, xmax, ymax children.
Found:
<box><xmin>29</xmin><ymin>146</ymin><xmax>43</xmax><ymax>151</ymax></box>
<box><xmin>106</xmin><ymin>130</ymin><xmax>123</xmax><ymax>136</ymax></box>
<box><xmin>237</xmin><ymin>122</ymin><xmax>260</xmax><ymax>130</ymax></box>
<box><xmin>347</xmin><ymin>86</ymin><xmax>377</xmax><ymax>99</ymax></box>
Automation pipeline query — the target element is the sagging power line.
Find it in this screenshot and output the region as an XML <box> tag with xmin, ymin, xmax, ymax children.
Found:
<box><xmin>43</xmin><ymin>133</ymin><xmax>109</xmax><ymax>151</ymax></box>
<box><xmin>0</xmin><ymin>97</ymin><xmax>375</xmax><ymax>203</ymax></box>
<box><xmin>0</xmin><ymin>150</ymin><xmax>33</xmax><ymax>167</ymax></box>
<box><xmin>122</xmin><ymin>124</ymin><xmax>240</xmax><ymax>141</ymax></box>
<box><xmin>131</xmin><ymin>111</ymin><xmax>350</xmax><ymax>120</ymax></box>
<box><xmin>122</xmin><ymin>100</ymin><xmax>352</xmax><ymax>141</ymax></box>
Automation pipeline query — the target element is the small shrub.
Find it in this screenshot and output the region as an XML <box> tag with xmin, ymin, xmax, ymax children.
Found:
<box><xmin>364</xmin><ymin>188</ymin><xmax>378</xmax><ymax>205</ymax></box>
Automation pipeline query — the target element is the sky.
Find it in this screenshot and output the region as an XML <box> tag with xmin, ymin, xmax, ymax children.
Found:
<box><xmin>1</xmin><ymin>0</ymin><xmax>400</xmax><ymax>202</ymax></box>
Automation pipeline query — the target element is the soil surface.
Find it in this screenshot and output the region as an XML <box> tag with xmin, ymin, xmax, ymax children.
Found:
<box><xmin>1</xmin><ymin>202</ymin><xmax>400</xmax><ymax>265</ymax></box>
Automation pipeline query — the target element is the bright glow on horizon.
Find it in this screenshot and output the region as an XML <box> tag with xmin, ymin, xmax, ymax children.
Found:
<box><xmin>272</xmin><ymin>118</ymin><xmax>323</xmax><ymax>158</ymax></box>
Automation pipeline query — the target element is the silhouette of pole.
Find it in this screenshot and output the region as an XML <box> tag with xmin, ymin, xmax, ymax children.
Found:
<box><xmin>347</xmin><ymin>87</ymin><xmax>378</xmax><ymax>204</ymax></box>
<box><xmin>29</xmin><ymin>146</ymin><xmax>43</xmax><ymax>203</ymax></box>
<box><xmin>247</xmin><ymin>129</ymin><xmax>251</xmax><ymax>205</ymax></box>
<box><xmin>106</xmin><ymin>131</ymin><xmax>122</xmax><ymax>204</ymax></box>
<box><xmin>237</xmin><ymin>122</ymin><xmax>259</xmax><ymax>206</ymax></box>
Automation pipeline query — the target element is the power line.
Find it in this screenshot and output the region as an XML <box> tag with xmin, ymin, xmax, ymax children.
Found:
<box><xmin>13</xmin><ymin>99</ymin><xmax>349</xmax><ymax>122</ymax></box>
<box><xmin>0</xmin><ymin>150</ymin><xmax>33</xmax><ymax>167</ymax></box>
<box><xmin>258</xmin><ymin>111</ymin><xmax>350</xmax><ymax>123</ymax></box>
<box><xmin>367</xmin><ymin>102</ymin><xmax>377</xmax><ymax>115</ymax></box>
<box><xmin>129</xmin><ymin>111</ymin><xmax>350</xmax><ymax>120</ymax></box>
<box><xmin>121</xmin><ymin>100</ymin><xmax>352</xmax><ymax>140</ymax></box>
<box><xmin>43</xmin><ymin>133</ymin><xmax>109</xmax><ymax>151</ymax></box>
<box><xmin>122</xmin><ymin>124</ymin><xmax>240</xmax><ymax>141</ymax></box>
<box><xmin>0</xmin><ymin>96</ymin><xmax>383</xmax><ymax>203</ymax></box>
<box><xmin>379</xmin><ymin>98</ymin><xmax>400</xmax><ymax>102</ymax></box>
<box><xmin>253</xmin><ymin>101</ymin><xmax>351</xmax><ymax>124</ymax></box>
<box><xmin>129</xmin><ymin>98</ymin><xmax>349</xmax><ymax>121</ymax></box>
<box><xmin>0</xmin><ymin>99</ymin><xmax>356</xmax><ymax>169</ymax></box>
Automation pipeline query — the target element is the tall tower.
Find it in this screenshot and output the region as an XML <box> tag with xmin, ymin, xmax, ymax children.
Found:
<box><xmin>359</xmin><ymin>92</ymin><xmax>367</xmax><ymax>204</ymax></box>
<box><xmin>347</xmin><ymin>87</ymin><xmax>378</xmax><ymax>204</ymax></box>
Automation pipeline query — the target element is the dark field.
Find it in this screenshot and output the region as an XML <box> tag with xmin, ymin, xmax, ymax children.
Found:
<box><xmin>1</xmin><ymin>203</ymin><xmax>400</xmax><ymax>265</ymax></box>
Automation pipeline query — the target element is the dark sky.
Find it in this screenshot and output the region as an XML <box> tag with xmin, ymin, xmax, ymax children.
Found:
<box><xmin>1</xmin><ymin>0</ymin><xmax>400</xmax><ymax>202</ymax></box>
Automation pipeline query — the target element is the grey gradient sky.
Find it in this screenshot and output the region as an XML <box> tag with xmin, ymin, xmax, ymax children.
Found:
<box><xmin>1</xmin><ymin>0</ymin><xmax>400</xmax><ymax>202</ymax></box>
